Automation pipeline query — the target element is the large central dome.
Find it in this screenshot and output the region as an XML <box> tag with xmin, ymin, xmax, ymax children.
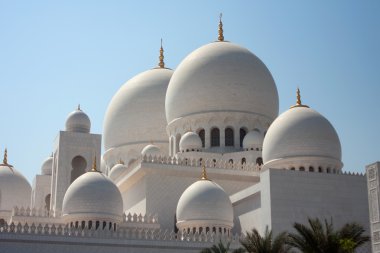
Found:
<box><xmin>165</xmin><ymin>41</ymin><xmax>279</xmax><ymax>124</ymax></box>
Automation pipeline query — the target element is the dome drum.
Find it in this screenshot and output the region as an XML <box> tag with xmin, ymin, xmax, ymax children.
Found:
<box><xmin>263</xmin><ymin>156</ymin><xmax>343</xmax><ymax>173</ymax></box>
<box><xmin>167</xmin><ymin>112</ymin><xmax>271</xmax><ymax>154</ymax></box>
<box><xmin>176</xmin><ymin>220</ymin><xmax>233</xmax><ymax>235</ymax></box>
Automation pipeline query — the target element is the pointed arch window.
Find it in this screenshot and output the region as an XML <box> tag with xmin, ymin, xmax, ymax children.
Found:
<box><xmin>225</xmin><ymin>128</ymin><xmax>234</xmax><ymax>147</ymax></box>
<box><xmin>211</xmin><ymin>128</ymin><xmax>220</xmax><ymax>147</ymax></box>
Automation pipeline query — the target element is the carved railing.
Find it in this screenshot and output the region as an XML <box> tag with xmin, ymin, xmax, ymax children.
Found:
<box><xmin>140</xmin><ymin>154</ymin><xmax>261</xmax><ymax>172</ymax></box>
<box><xmin>12</xmin><ymin>207</ymin><xmax>58</xmax><ymax>218</ymax></box>
<box><xmin>0</xmin><ymin>221</ymin><xmax>243</xmax><ymax>244</ymax></box>
<box><xmin>123</xmin><ymin>213</ymin><xmax>158</xmax><ymax>224</ymax></box>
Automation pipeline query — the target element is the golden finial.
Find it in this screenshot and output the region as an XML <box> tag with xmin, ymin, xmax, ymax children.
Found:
<box><xmin>77</xmin><ymin>104</ymin><xmax>81</xmax><ymax>111</ymax></box>
<box><xmin>118</xmin><ymin>158</ymin><xmax>125</xmax><ymax>165</ymax></box>
<box><xmin>3</xmin><ymin>148</ymin><xmax>8</xmax><ymax>165</ymax></box>
<box><xmin>92</xmin><ymin>156</ymin><xmax>97</xmax><ymax>172</ymax></box>
<box><xmin>290</xmin><ymin>87</ymin><xmax>309</xmax><ymax>109</ymax></box>
<box><xmin>218</xmin><ymin>13</ymin><xmax>224</xmax><ymax>42</ymax></box>
<box><xmin>200</xmin><ymin>161</ymin><xmax>209</xmax><ymax>180</ymax></box>
<box><xmin>158</xmin><ymin>38</ymin><xmax>165</xmax><ymax>68</ymax></box>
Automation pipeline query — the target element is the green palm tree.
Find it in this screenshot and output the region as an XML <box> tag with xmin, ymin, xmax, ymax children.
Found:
<box><xmin>287</xmin><ymin>218</ymin><xmax>369</xmax><ymax>253</ymax></box>
<box><xmin>338</xmin><ymin>222</ymin><xmax>370</xmax><ymax>253</ymax></box>
<box><xmin>200</xmin><ymin>240</ymin><xmax>246</xmax><ymax>253</ymax></box>
<box><xmin>239</xmin><ymin>227</ymin><xmax>291</xmax><ymax>253</ymax></box>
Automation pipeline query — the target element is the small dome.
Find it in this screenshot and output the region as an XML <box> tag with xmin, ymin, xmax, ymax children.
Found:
<box><xmin>243</xmin><ymin>130</ymin><xmax>264</xmax><ymax>150</ymax></box>
<box><xmin>179</xmin><ymin>132</ymin><xmax>202</xmax><ymax>152</ymax></box>
<box><xmin>141</xmin><ymin>144</ymin><xmax>161</xmax><ymax>157</ymax></box>
<box><xmin>65</xmin><ymin>106</ymin><xmax>91</xmax><ymax>133</ymax></box>
<box><xmin>62</xmin><ymin>171</ymin><xmax>123</xmax><ymax>224</ymax></box>
<box><xmin>176</xmin><ymin>173</ymin><xmax>233</xmax><ymax>232</ymax></box>
<box><xmin>263</xmin><ymin>104</ymin><xmax>342</xmax><ymax>170</ymax></box>
<box><xmin>166</xmin><ymin>42</ymin><xmax>278</xmax><ymax>124</ymax></box>
<box><xmin>40</xmin><ymin>155</ymin><xmax>53</xmax><ymax>175</ymax></box>
<box><xmin>0</xmin><ymin>157</ymin><xmax>31</xmax><ymax>211</ymax></box>
<box><xmin>109</xmin><ymin>162</ymin><xmax>127</xmax><ymax>182</ymax></box>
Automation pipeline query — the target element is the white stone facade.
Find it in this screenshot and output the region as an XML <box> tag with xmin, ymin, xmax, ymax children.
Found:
<box><xmin>0</xmin><ymin>20</ymin><xmax>376</xmax><ymax>253</ymax></box>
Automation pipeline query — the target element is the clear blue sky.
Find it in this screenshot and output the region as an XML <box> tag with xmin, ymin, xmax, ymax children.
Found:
<box><xmin>0</xmin><ymin>1</ymin><xmax>379</xmax><ymax>183</ymax></box>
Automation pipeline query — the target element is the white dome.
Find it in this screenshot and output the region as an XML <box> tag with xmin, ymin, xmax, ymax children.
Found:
<box><xmin>62</xmin><ymin>171</ymin><xmax>123</xmax><ymax>223</ymax></box>
<box><xmin>243</xmin><ymin>130</ymin><xmax>264</xmax><ymax>150</ymax></box>
<box><xmin>0</xmin><ymin>164</ymin><xmax>31</xmax><ymax>211</ymax></box>
<box><xmin>103</xmin><ymin>68</ymin><xmax>173</xmax><ymax>151</ymax></box>
<box><xmin>40</xmin><ymin>155</ymin><xmax>53</xmax><ymax>175</ymax></box>
<box><xmin>263</xmin><ymin>106</ymin><xmax>342</xmax><ymax>170</ymax></box>
<box><xmin>141</xmin><ymin>144</ymin><xmax>161</xmax><ymax>157</ymax></box>
<box><xmin>176</xmin><ymin>178</ymin><xmax>233</xmax><ymax>231</ymax></box>
<box><xmin>166</xmin><ymin>42</ymin><xmax>279</xmax><ymax>124</ymax></box>
<box><xmin>179</xmin><ymin>132</ymin><xmax>202</xmax><ymax>152</ymax></box>
<box><xmin>109</xmin><ymin>163</ymin><xmax>127</xmax><ymax>182</ymax></box>
<box><xmin>65</xmin><ymin>107</ymin><xmax>91</xmax><ymax>133</ymax></box>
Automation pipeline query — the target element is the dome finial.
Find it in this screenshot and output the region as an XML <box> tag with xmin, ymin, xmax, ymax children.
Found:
<box><xmin>92</xmin><ymin>156</ymin><xmax>97</xmax><ymax>172</ymax></box>
<box><xmin>118</xmin><ymin>158</ymin><xmax>124</xmax><ymax>165</ymax></box>
<box><xmin>77</xmin><ymin>104</ymin><xmax>81</xmax><ymax>111</ymax></box>
<box><xmin>218</xmin><ymin>13</ymin><xmax>224</xmax><ymax>42</ymax></box>
<box><xmin>158</xmin><ymin>38</ymin><xmax>165</xmax><ymax>68</ymax></box>
<box><xmin>3</xmin><ymin>148</ymin><xmax>8</xmax><ymax>165</ymax></box>
<box><xmin>200</xmin><ymin>161</ymin><xmax>209</xmax><ymax>180</ymax></box>
<box><xmin>290</xmin><ymin>87</ymin><xmax>309</xmax><ymax>109</ymax></box>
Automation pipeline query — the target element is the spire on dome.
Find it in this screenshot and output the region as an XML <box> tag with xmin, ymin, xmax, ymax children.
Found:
<box><xmin>77</xmin><ymin>104</ymin><xmax>81</xmax><ymax>111</ymax></box>
<box><xmin>218</xmin><ymin>13</ymin><xmax>224</xmax><ymax>42</ymax></box>
<box><xmin>92</xmin><ymin>156</ymin><xmax>97</xmax><ymax>172</ymax></box>
<box><xmin>158</xmin><ymin>39</ymin><xmax>165</xmax><ymax>68</ymax></box>
<box><xmin>290</xmin><ymin>87</ymin><xmax>309</xmax><ymax>109</ymax></box>
<box><xmin>200</xmin><ymin>162</ymin><xmax>209</xmax><ymax>180</ymax></box>
<box><xmin>3</xmin><ymin>148</ymin><xmax>8</xmax><ymax>165</ymax></box>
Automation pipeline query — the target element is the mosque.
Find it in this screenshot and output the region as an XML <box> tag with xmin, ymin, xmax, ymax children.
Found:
<box><xmin>0</xmin><ymin>17</ymin><xmax>378</xmax><ymax>253</ymax></box>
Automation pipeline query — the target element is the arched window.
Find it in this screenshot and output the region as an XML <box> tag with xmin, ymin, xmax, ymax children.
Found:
<box><xmin>256</xmin><ymin>157</ymin><xmax>263</xmax><ymax>166</ymax></box>
<box><xmin>309</xmin><ymin>166</ymin><xmax>314</xmax><ymax>172</ymax></box>
<box><xmin>198</xmin><ymin>129</ymin><xmax>205</xmax><ymax>148</ymax></box>
<box><xmin>211</xmin><ymin>128</ymin><xmax>220</xmax><ymax>147</ymax></box>
<box><xmin>241</xmin><ymin>158</ymin><xmax>246</xmax><ymax>164</ymax></box>
<box><xmin>318</xmin><ymin>167</ymin><xmax>322</xmax><ymax>173</ymax></box>
<box><xmin>71</xmin><ymin>156</ymin><xmax>87</xmax><ymax>183</ymax></box>
<box><xmin>225</xmin><ymin>128</ymin><xmax>234</xmax><ymax>147</ymax></box>
<box><xmin>240</xmin><ymin>128</ymin><xmax>247</xmax><ymax>147</ymax></box>
<box><xmin>88</xmin><ymin>221</ymin><xmax>93</xmax><ymax>229</ymax></box>
<box><xmin>300</xmin><ymin>167</ymin><xmax>305</xmax><ymax>171</ymax></box>
<box><xmin>229</xmin><ymin>159</ymin><xmax>233</xmax><ymax>164</ymax></box>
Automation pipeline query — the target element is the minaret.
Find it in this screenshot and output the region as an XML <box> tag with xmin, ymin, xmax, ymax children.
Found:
<box><xmin>50</xmin><ymin>106</ymin><xmax>101</xmax><ymax>216</ymax></box>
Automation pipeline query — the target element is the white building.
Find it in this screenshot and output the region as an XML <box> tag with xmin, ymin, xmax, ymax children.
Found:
<box><xmin>0</xmin><ymin>18</ymin><xmax>375</xmax><ymax>253</ymax></box>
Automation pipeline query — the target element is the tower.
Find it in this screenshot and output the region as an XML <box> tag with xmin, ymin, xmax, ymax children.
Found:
<box><xmin>50</xmin><ymin>106</ymin><xmax>101</xmax><ymax>216</ymax></box>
